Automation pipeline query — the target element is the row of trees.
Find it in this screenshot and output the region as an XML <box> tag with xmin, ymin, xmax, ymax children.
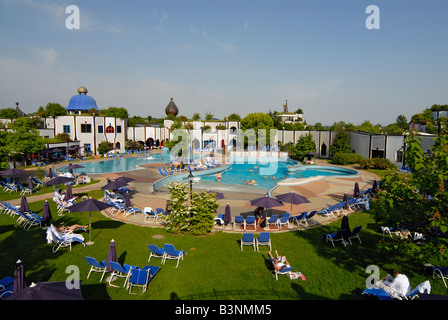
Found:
<box><xmin>373</xmin><ymin>118</ymin><xmax>448</xmax><ymax>263</ymax></box>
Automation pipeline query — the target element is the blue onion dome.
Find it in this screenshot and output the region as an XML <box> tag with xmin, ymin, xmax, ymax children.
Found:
<box><xmin>67</xmin><ymin>87</ymin><xmax>99</xmax><ymax>112</ymax></box>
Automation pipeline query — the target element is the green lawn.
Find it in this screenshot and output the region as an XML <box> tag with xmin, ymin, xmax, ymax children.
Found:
<box><xmin>1</xmin><ymin>194</ymin><xmax>447</xmax><ymax>300</ymax></box>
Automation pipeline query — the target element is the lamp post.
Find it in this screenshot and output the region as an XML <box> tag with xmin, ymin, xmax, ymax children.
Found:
<box><xmin>188</xmin><ymin>169</ymin><xmax>193</xmax><ymax>201</ymax></box>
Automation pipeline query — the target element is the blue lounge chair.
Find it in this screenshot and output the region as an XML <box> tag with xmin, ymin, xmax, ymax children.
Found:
<box><xmin>0</xmin><ymin>276</ymin><xmax>13</xmax><ymax>292</ymax></box>
<box><xmin>85</xmin><ymin>257</ymin><xmax>108</xmax><ymax>281</ymax></box>
<box><xmin>269</xmin><ymin>256</ymin><xmax>294</xmax><ymax>280</ymax></box>
<box><xmin>245</xmin><ymin>215</ymin><xmax>256</xmax><ymax>230</ymax></box>
<box><xmin>240</xmin><ymin>233</ymin><xmax>255</xmax><ymax>251</ymax></box>
<box><xmin>144</xmin><ymin>207</ymin><xmax>158</xmax><ymax>222</ymax></box>
<box><xmin>32</xmin><ymin>177</ymin><xmax>44</xmax><ymax>188</ymax></box>
<box><xmin>276</xmin><ymin>213</ymin><xmax>290</xmax><ymax>229</ymax></box>
<box><xmin>163</xmin><ymin>244</ymin><xmax>186</xmax><ymax>268</ymax></box>
<box><xmin>214</xmin><ymin>214</ymin><xmax>225</xmax><ymax>227</ymax></box>
<box><xmin>154</xmin><ymin>208</ymin><xmax>167</xmax><ymax>222</ymax></box>
<box><xmin>162</xmin><ymin>167</ymin><xmax>173</xmax><ymax>175</ymax></box>
<box><xmin>1</xmin><ymin>181</ymin><xmax>17</xmax><ymax>193</ymax></box>
<box><xmin>47</xmin><ymin>224</ymin><xmax>85</xmax><ymax>252</ymax></box>
<box><xmin>256</xmin><ymin>232</ymin><xmax>272</xmax><ymax>251</ymax></box>
<box><xmin>158</xmin><ymin>167</ymin><xmax>167</xmax><ymax>176</ymax></box>
<box><xmin>147</xmin><ymin>244</ymin><xmax>166</xmax><ymax>262</ymax></box>
<box><xmin>127</xmin><ymin>265</ymin><xmax>160</xmax><ymax>294</ymax></box>
<box><xmin>266</xmin><ymin>214</ymin><xmax>279</xmax><ymax>230</ymax></box>
<box><xmin>348</xmin><ymin>226</ymin><xmax>362</xmax><ymax>244</ymax></box>
<box><xmin>233</xmin><ymin>215</ymin><xmax>245</xmax><ymax>230</ymax></box>
<box><xmin>107</xmin><ymin>261</ymin><xmax>136</xmax><ymax>288</ymax></box>
<box><xmin>432</xmin><ymin>266</ymin><xmax>448</xmax><ymax>288</ymax></box>
<box><xmin>325</xmin><ymin>229</ymin><xmax>348</xmax><ymax>247</ymax></box>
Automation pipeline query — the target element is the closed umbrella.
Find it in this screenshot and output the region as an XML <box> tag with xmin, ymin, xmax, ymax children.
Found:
<box><xmin>106</xmin><ymin>239</ymin><xmax>117</xmax><ymax>272</ymax></box>
<box><xmin>341</xmin><ymin>214</ymin><xmax>351</xmax><ymax>239</ymax></box>
<box><xmin>27</xmin><ymin>176</ymin><xmax>34</xmax><ymax>189</ymax></box>
<box><xmin>48</xmin><ymin>168</ymin><xmax>54</xmax><ymax>178</ymax></box>
<box><xmin>6</xmin><ymin>281</ymin><xmax>83</xmax><ymax>300</ymax></box>
<box><xmin>64</xmin><ymin>184</ymin><xmax>73</xmax><ymax>201</ymax></box>
<box><xmin>354</xmin><ymin>182</ymin><xmax>360</xmax><ymax>198</ymax></box>
<box><xmin>68</xmin><ymin>198</ymin><xmax>113</xmax><ymax>245</ymax></box>
<box><xmin>343</xmin><ymin>193</ymin><xmax>349</xmax><ymax>209</ymax></box>
<box><xmin>13</xmin><ymin>259</ymin><xmax>26</xmax><ymax>294</ymax></box>
<box><xmin>275</xmin><ymin>191</ymin><xmax>310</xmax><ymax>212</ymax></box>
<box><xmin>224</xmin><ymin>203</ymin><xmax>232</xmax><ymax>225</ymax></box>
<box><xmin>125</xmin><ymin>192</ymin><xmax>131</xmax><ymax>207</ymax></box>
<box><xmin>372</xmin><ymin>180</ymin><xmax>378</xmax><ymax>193</ymax></box>
<box><xmin>165</xmin><ymin>200</ymin><xmax>171</xmax><ymax>215</ymax></box>
<box><xmin>42</xmin><ymin>200</ymin><xmax>52</xmax><ymax>226</ymax></box>
<box><xmin>20</xmin><ymin>195</ymin><xmax>30</xmax><ymax>213</ymax></box>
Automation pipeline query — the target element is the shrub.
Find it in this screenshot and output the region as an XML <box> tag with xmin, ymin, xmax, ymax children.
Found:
<box><xmin>332</xmin><ymin>152</ymin><xmax>362</xmax><ymax>165</ymax></box>
<box><xmin>360</xmin><ymin>157</ymin><xmax>394</xmax><ymax>170</ymax></box>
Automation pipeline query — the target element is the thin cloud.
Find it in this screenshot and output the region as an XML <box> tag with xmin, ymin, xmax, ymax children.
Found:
<box><xmin>155</xmin><ymin>11</ymin><xmax>168</xmax><ymax>33</ymax></box>
<box><xmin>202</xmin><ymin>29</ymin><xmax>237</xmax><ymax>53</ymax></box>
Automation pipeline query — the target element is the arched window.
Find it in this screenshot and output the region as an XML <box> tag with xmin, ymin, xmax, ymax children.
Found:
<box><xmin>105</xmin><ymin>125</ymin><xmax>114</xmax><ymax>133</ymax></box>
<box><xmin>115</xmin><ymin>142</ymin><xmax>121</xmax><ymax>149</ymax></box>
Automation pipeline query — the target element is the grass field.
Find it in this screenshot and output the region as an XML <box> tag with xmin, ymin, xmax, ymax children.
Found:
<box><xmin>1</xmin><ymin>189</ymin><xmax>447</xmax><ymax>301</ymax></box>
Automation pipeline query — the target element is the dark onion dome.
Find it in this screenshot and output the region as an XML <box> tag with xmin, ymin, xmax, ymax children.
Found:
<box><xmin>165</xmin><ymin>98</ymin><xmax>179</xmax><ymax>116</ymax></box>
<box><xmin>67</xmin><ymin>87</ymin><xmax>99</xmax><ymax>112</ymax></box>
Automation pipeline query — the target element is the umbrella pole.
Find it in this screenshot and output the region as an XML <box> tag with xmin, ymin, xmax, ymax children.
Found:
<box><xmin>86</xmin><ymin>211</ymin><xmax>94</xmax><ymax>246</ymax></box>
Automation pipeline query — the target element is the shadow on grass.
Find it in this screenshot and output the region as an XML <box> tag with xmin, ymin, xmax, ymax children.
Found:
<box><xmin>171</xmin><ymin>286</ymin><xmax>321</xmax><ymax>300</ymax></box>
<box><xmin>81</xmin><ymin>283</ymin><xmax>111</xmax><ymax>300</ymax></box>
<box><xmin>293</xmin><ymin>214</ymin><xmax>387</xmax><ymax>277</ymax></box>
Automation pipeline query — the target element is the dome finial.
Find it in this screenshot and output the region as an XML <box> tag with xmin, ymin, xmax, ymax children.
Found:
<box><xmin>77</xmin><ymin>86</ymin><xmax>88</xmax><ymax>95</ymax></box>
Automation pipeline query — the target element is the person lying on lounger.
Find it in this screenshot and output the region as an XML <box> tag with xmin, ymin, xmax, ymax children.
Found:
<box><xmin>56</xmin><ymin>222</ymin><xmax>88</xmax><ymax>233</ymax></box>
<box><xmin>269</xmin><ymin>250</ymin><xmax>291</xmax><ymax>271</ymax></box>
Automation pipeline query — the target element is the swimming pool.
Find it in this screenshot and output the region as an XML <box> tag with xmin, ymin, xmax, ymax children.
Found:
<box><xmin>155</xmin><ymin>156</ymin><xmax>359</xmax><ymax>192</ymax></box>
<box><xmin>58</xmin><ymin>153</ymin><xmax>173</xmax><ymax>174</ymax></box>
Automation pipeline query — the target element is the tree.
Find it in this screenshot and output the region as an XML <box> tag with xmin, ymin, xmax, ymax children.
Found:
<box><xmin>226</xmin><ymin>113</ymin><xmax>241</xmax><ymax>121</ymax></box>
<box><xmin>97</xmin><ymin>141</ymin><xmax>113</xmax><ymax>154</ymax></box>
<box><xmin>329</xmin><ymin>130</ymin><xmax>351</xmax><ymax>156</ymax></box>
<box><xmin>290</xmin><ymin>133</ymin><xmax>316</xmax><ymax>161</ymax></box>
<box><xmin>382</xmin><ymin>123</ymin><xmax>404</xmax><ymax>136</ymax></box>
<box><xmin>395</xmin><ymin>114</ymin><xmax>408</xmax><ymax>131</ymax></box>
<box><xmin>192</xmin><ymin>112</ymin><xmax>201</xmax><ymax>121</ymax></box>
<box><xmin>0</xmin><ymin>131</ymin><xmax>9</xmax><ymax>170</ymax></box>
<box><xmin>241</xmin><ymin>113</ymin><xmax>275</xmax><ymax>147</ymax></box>
<box><xmin>165</xmin><ymin>182</ymin><xmax>190</xmax><ymax>233</ymax></box>
<box><xmin>374</xmin><ymin>119</ymin><xmax>448</xmax><ymax>263</ymax></box>
<box><xmin>0</xmin><ymin>108</ymin><xmax>19</xmax><ymax>119</ymax></box>
<box><xmin>5</xmin><ymin>117</ymin><xmax>45</xmax><ymax>165</ymax></box>
<box><xmin>44</xmin><ymin>102</ymin><xmax>67</xmax><ymax>117</ymax></box>
<box><xmin>100</xmin><ymin>107</ymin><xmax>129</xmax><ymax>119</ymax></box>
<box><xmin>357</xmin><ymin>120</ymin><xmax>381</xmax><ymax>133</ymax></box>
<box><xmin>204</xmin><ymin>111</ymin><xmax>214</xmax><ymax>121</ymax></box>
<box><xmin>188</xmin><ymin>191</ymin><xmax>218</xmax><ymax>235</ymax></box>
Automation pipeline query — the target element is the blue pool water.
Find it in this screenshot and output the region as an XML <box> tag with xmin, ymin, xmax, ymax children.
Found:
<box><xmin>59</xmin><ymin>153</ymin><xmax>173</xmax><ymax>174</ymax></box>
<box><xmin>62</xmin><ymin>153</ymin><xmax>358</xmax><ymax>192</ymax></box>
<box><xmin>197</xmin><ymin>157</ymin><xmax>358</xmax><ymax>191</ymax></box>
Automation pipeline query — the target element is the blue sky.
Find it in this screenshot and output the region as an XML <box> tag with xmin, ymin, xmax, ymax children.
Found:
<box><xmin>0</xmin><ymin>0</ymin><xmax>447</xmax><ymax>126</ymax></box>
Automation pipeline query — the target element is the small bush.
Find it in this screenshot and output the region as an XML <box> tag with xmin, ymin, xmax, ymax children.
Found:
<box><xmin>360</xmin><ymin>157</ymin><xmax>394</xmax><ymax>170</ymax></box>
<box><xmin>332</xmin><ymin>152</ymin><xmax>362</xmax><ymax>165</ymax></box>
